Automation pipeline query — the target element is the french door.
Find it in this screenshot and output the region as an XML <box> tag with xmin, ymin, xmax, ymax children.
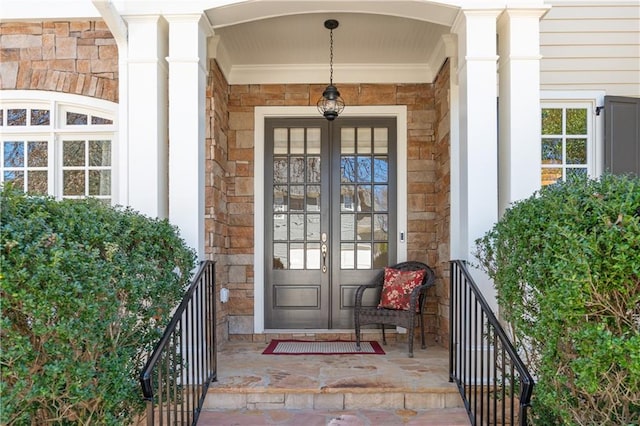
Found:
<box><xmin>264</xmin><ymin>117</ymin><xmax>397</xmax><ymax>329</ymax></box>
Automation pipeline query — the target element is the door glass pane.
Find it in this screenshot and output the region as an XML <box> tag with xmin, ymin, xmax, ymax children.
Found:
<box><xmin>341</xmin><ymin>214</ymin><xmax>355</xmax><ymax>240</ymax></box>
<box><xmin>274</xmin><ymin>185</ymin><xmax>288</xmax><ymax>211</ymax></box>
<box><xmin>306</xmin><ymin>185</ymin><xmax>320</xmax><ymax>211</ymax></box>
<box><xmin>374</xmin><ymin>128</ymin><xmax>388</xmax><ymax>153</ymax></box>
<box><xmin>357</xmin><ymin>128</ymin><xmax>372</xmax><ymax>154</ymax></box>
<box><xmin>27</xmin><ymin>141</ymin><xmax>47</xmax><ymax>167</ymax></box>
<box><xmin>290</xmin><ymin>157</ymin><xmax>305</xmax><ymax>183</ymax></box>
<box><xmin>307</xmin><ymin>128</ymin><xmax>321</xmax><ymax>154</ymax></box>
<box><xmin>290</xmin><ymin>213</ymin><xmax>304</xmax><ymax>240</ymax></box>
<box><xmin>307</xmin><ymin>157</ymin><xmax>321</xmax><ymax>183</ymax></box>
<box><xmin>306</xmin><ymin>214</ymin><xmax>320</xmax><ymax>240</ymax></box>
<box><xmin>341</xmin><ymin>157</ymin><xmax>356</xmax><ymax>182</ymax></box>
<box><xmin>341</xmin><ymin>128</ymin><xmax>355</xmax><ymax>153</ymax></box>
<box><xmin>306</xmin><ymin>243</ymin><xmax>320</xmax><ymax>269</ymax></box>
<box><xmin>63</xmin><ymin>140</ymin><xmax>85</xmax><ymax>166</ymax></box>
<box><xmin>357</xmin><ymin>157</ymin><xmax>372</xmax><ymax>181</ymax></box>
<box><xmin>273</xmin><ymin>243</ymin><xmax>288</xmax><ymax>269</ymax></box>
<box><xmin>357</xmin><ymin>213</ymin><xmax>372</xmax><ymax>240</ymax></box>
<box><xmin>273</xmin><ymin>214</ymin><xmax>287</xmax><ymax>240</ymax></box>
<box><xmin>290</xmin><ymin>243</ymin><xmax>304</xmax><ymax>269</ymax></box>
<box><xmin>358</xmin><ymin>185</ymin><xmax>372</xmax><ymax>212</ymax></box>
<box><xmin>290</xmin><ymin>128</ymin><xmax>304</xmax><ymax>154</ymax></box>
<box><xmin>28</xmin><ymin>170</ymin><xmax>47</xmax><ymax>194</ymax></box>
<box><xmin>373</xmin><ymin>243</ymin><xmax>388</xmax><ymax>269</ymax></box>
<box><xmin>341</xmin><ymin>185</ymin><xmax>355</xmax><ymax>211</ymax></box>
<box><xmin>567</xmin><ymin>139</ymin><xmax>587</xmax><ymax>164</ymax></box>
<box><xmin>4</xmin><ymin>141</ymin><xmax>24</xmax><ymax>167</ymax></box>
<box><xmin>373</xmin><ymin>213</ymin><xmax>389</xmax><ymax>239</ymax></box>
<box><xmin>374</xmin><ymin>157</ymin><xmax>388</xmax><ymax>183</ymax></box>
<box><xmin>289</xmin><ymin>185</ymin><xmax>304</xmax><ymax>211</ymax></box>
<box><xmin>273</xmin><ymin>158</ymin><xmax>288</xmax><ymax>183</ymax></box>
<box><xmin>357</xmin><ymin>243</ymin><xmax>372</xmax><ymax>269</ymax></box>
<box><xmin>274</xmin><ymin>128</ymin><xmax>288</xmax><ymax>154</ymax></box>
<box><xmin>373</xmin><ymin>185</ymin><xmax>388</xmax><ymax>211</ymax></box>
<box><xmin>341</xmin><ymin>243</ymin><xmax>355</xmax><ymax>269</ymax></box>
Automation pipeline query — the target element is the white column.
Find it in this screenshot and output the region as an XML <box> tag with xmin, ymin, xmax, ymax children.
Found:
<box><xmin>124</xmin><ymin>16</ymin><xmax>168</xmax><ymax>218</ymax></box>
<box><xmin>452</xmin><ymin>10</ymin><xmax>500</xmax><ymax>307</ymax></box>
<box><xmin>497</xmin><ymin>8</ymin><xmax>549</xmax><ymax>215</ymax></box>
<box><xmin>166</xmin><ymin>14</ymin><xmax>210</xmax><ymax>259</ymax></box>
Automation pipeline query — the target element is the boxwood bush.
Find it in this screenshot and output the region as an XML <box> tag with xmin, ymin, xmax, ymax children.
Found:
<box><xmin>476</xmin><ymin>174</ymin><xmax>640</xmax><ymax>425</ymax></box>
<box><xmin>0</xmin><ymin>187</ymin><xmax>196</xmax><ymax>425</ymax></box>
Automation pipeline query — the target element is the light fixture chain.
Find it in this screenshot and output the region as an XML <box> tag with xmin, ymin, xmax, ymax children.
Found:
<box><xmin>329</xmin><ymin>28</ymin><xmax>334</xmax><ymax>85</ymax></box>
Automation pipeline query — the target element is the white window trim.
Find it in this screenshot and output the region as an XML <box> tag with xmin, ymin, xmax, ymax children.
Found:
<box><xmin>0</xmin><ymin>90</ymin><xmax>118</xmax><ymax>203</ymax></box>
<box><xmin>540</xmin><ymin>91</ymin><xmax>606</xmax><ymax>179</ymax></box>
<box><xmin>253</xmin><ymin>105</ymin><xmax>408</xmax><ymax>333</ymax></box>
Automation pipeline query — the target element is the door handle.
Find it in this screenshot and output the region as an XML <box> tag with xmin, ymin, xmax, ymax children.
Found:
<box><xmin>321</xmin><ymin>232</ymin><xmax>327</xmax><ymax>273</ymax></box>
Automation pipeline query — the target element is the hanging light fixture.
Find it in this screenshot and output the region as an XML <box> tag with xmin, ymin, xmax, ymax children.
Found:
<box><xmin>317</xmin><ymin>19</ymin><xmax>345</xmax><ymax>121</ymax></box>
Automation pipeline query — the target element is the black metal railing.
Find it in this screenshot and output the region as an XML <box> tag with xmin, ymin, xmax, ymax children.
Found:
<box><xmin>140</xmin><ymin>260</ymin><xmax>216</xmax><ymax>426</ymax></box>
<box><xmin>449</xmin><ymin>260</ymin><xmax>534</xmax><ymax>426</ymax></box>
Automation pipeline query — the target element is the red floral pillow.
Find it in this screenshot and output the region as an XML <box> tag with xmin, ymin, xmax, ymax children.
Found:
<box><xmin>377</xmin><ymin>267</ymin><xmax>427</xmax><ymax>311</ymax></box>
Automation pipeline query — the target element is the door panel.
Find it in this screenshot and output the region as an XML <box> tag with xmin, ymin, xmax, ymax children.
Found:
<box><xmin>265</xmin><ymin>117</ymin><xmax>396</xmax><ymax>329</ymax></box>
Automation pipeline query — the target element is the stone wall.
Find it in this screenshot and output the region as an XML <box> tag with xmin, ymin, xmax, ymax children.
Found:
<box><xmin>0</xmin><ymin>21</ymin><xmax>118</xmax><ymax>102</ymax></box>
<box><xmin>215</xmin><ymin>80</ymin><xmax>450</xmax><ymax>344</ymax></box>
<box><xmin>206</xmin><ymin>60</ymin><xmax>231</xmax><ymax>342</ymax></box>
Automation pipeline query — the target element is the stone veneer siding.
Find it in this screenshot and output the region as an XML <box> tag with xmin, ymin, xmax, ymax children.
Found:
<box><xmin>0</xmin><ymin>21</ymin><xmax>118</xmax><ymax>102</ymax></box>
<box><xmin>213</xmin><ymin>70</ymin><xmax>451</xmax><ymax>345</ymax></box>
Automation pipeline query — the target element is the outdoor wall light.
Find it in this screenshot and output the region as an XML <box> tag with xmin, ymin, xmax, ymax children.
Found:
<box><xmin>317</xmin><ymin>19</ymin><xmax>345</xmax><ymax>121</ymax></box>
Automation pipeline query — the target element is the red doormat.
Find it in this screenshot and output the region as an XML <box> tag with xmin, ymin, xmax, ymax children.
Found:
<box><xmin>262</xmin><ymin>339</ymin><xmax>385</xmax><ymax>355</ymax></box>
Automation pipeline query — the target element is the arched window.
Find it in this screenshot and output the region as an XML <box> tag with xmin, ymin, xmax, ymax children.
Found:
<box><xmin>0</xmin><ymin>91</ymin><xmax>117</xmax><ymax>204</ymax></box>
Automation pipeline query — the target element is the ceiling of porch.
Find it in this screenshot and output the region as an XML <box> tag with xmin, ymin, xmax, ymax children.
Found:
<box><xmin>205</xmin><ymin>2</ymin><xmax>459</xmax><ymax>85</ymax></box>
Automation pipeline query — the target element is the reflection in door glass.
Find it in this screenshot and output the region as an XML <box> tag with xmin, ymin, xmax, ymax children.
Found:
<box><xmin>290</xmin><ymin>242</ymin><xmax>304</xmax><ymax>269</ymax></box>
<box><xmin>307</xmin><ymin>242</ymin><xmax>321</xmax><ymax>269</ymax></box>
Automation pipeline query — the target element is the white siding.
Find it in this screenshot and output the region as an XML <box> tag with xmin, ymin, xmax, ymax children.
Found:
<box><xmin>540</xmin><ymin>2</ymin><xmax>640</xmax><ymax>96</ymax></box>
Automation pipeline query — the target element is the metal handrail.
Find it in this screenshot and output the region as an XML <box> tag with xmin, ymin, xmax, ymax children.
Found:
<box><xmin>449</xmin><ymin>260</ymin><xmax>535</xmax><ymax>425</ymax></box>
<box><xmin>139</xmin><ymin>260</ymin><xmax>216</xmax><ymax>425</ymax></box>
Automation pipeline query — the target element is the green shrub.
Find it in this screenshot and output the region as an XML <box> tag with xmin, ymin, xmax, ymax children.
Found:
<box><xmin>476</xmin><ymin>174</ymin><xmax>640</xmax><ymax>425</ymax></box>
<box><xmin>0</xmin><ymin>186</ymin><xmax>196</xmax><ymax>425</ymax></box>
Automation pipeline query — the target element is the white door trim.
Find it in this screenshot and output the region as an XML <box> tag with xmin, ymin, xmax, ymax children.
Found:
<box><xmin>254</xmin><ymin>105</ymin><xmax>408</xmax><ymax>333</ymax></box>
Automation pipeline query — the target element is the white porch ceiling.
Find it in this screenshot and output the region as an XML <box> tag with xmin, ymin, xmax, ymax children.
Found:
<box><xmin>206</xmin><ymin>3</ymin><xmax>458</xmax><ymax>85</ymax></box>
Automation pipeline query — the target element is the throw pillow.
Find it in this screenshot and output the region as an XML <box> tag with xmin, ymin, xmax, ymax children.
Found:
<box><xmin>377</xmin><ymin>267</ymin><xmax>427</xmax><ymax>311</ymax></box>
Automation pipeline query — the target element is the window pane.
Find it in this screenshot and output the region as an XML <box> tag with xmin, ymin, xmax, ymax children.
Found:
<box><xmin>306</xmin><ymin>185</ymin><xmax>320</xmax><ymax>211</ymax></box>
<box><xmin>357</xmin><ymin>157</ymin><xmax>372</xmax><ymax>182</ymax></box>
<box><xmin>341</xmin><ymin>156</ymin><xmax>356</xmax><ymax>183</ymax></box>
<box><xmin>290</xmin><ymin>213</ymin><xmax>304</xmax><ymax>240</ymax></box>
<box><xmin>0</xmin><ymin>110</ymin><xmax>3</xmax><ymax>126</ymax></box>
<box><xmin>28</xmin><ymin>170</ymin><xmax>48</xmax><ymax>194</ymax></box>
<box><xmin>67</xmin><ymin>112</ymin><xmax>88</xmax><ymax>125</ymax></box>
<box><xmin>358</xmin><ymin>185</ymin><xmax>372</xmax><ymax>212</ymax></box>
<box><xmin>27</xmin><ymin>141</ymin><xmax>48</xmax><ymax>167</ymax></box>
<box><xmin>273</xmin><ymin>157</ymin><xmax>288</xmax><ymax>183</ymax></box>
<box><xmin>541</xmin><ymin>168</ymin><xmax>562</xmax><ymax>186</ymax></box>
<box><xmin>341</xmin><ymin>185</ymin><xmax>355</xmax><ymax>211</ymax></box>
<box><xmin>63</xmin><ymin>170</ymin><xmax>85</xmax><ymax>195</ymax></box>
<box><xmin>91</xmin><ymin>115</ymin><xmax>113</xmax><ymax>125</ymax></box>
<box><xmin>290</xmin><ymin>243</ymin><xmax>304</xmax><ymax>269</ymax></box>
<box><xmin>4</xmin><ymin>171</ymin><xmax>24</xmax><ymax>189</ymax></box>
<box><xmin>374</xmin><ymin>186</ymin><xmax>388</xmax><ymax>211</ymax></box>
<box><xmin>541</xmin><ymin>108</ymin><xmax>562</xmax><ymax>135</ymax></box>
<box><xmin>89</xmin><ymin>140</ymin><xmax>111</xmax><ymax>166</ymax></box>
<box><xmin>88</xmin><ymin>170</ymin><xmax>111</xmax><ymax>196</ymax></box>
<box><xmin>289</xmin><ymin>186</ymin><xmax>304</xmax><ymax>211</ymax></box>
<box><xmin>8</xmin><ymin>109</ymin><xmax>26</xmax><ymax>126</ymax></box>
<box><xmin>341</xmin><ymin>214</ymin><xmax>355</xmax><ymax>240</ymax></box>
<box><xmin>374</xmin><ymin>157</ymin><xmax>388</xmax><ymax>183</ymax></box>
<box><xmin>373</xmin><ymin>128</ymin><xmax>388</xmax><ymax>153</ymax></box>
<box><xmin>357</xmin><ymin>128</ymin><xmax>372</xmax><ymax>154</ymax></box>
<box><xmin>541</xmin><ymin>138</ymin><xmax>562</xmax><ymax>164</ymax></box>
<box><xmin>373</xmin><ymin>242</ymin><xmax>388</xmax><ymax>269</ymax></box>
<box><xmin>357</xmin><ymin>213</ymin><xmax>372</xmax><ymax>240</ymax></box>
<box><xmin>307</xmin><ymin>157</ymin><xmax>320</xmax><ymax>183</ymax></box>
<box><xmin>357</xmin><ymin>243</ymin><xmax>372</xmax><ymax>269</ymax></box>
<box><xmin>31</xmin><ymin>109</ymin><xmax>50</xmax><ymax>126</ymax></box>
<box><xmin>567</xmin><ymin>168</ymin><xmax>587</xmax><ymax>181</ymax></box>
<box><xmin>566</xmin><ymin>139</ymin><xmax>587</xmax><ymax>164</ymax></box>
<box><xmin>63</xmin><ymin>140</ymin><xmax>85</xmax><ymax>167</ymax></box>
<box><xmin>566</xmin><ymin>108</ymin><xmax>587</xmax><ymax>135</ymax></box>
<box><xmin>290</xmin><ymin>157</ymin><xmax>305</xmax><ymax>183</ymax></box>
<box><xmin>4</xmin><ymin>141</ymin><xmax>24</xmax><ymax>167</ymax></box>
<box><xmin>274</xmin><ymin>185</ymin><xmax>288</xmax><ymax>211</ymax></box>
<box><xmin>306</xmin><ymin>214</ymin><xmax>320</xmax><ymax>240</ymax></box>
<box><xmin>373</xmin><ymin>214</ymin><xmax>388</xmax><ymax>240</ymax></box>
<box><xmin>273</xmin><ymin>243</ymin><xmax>288</xmax><ymax>269</ymax></box>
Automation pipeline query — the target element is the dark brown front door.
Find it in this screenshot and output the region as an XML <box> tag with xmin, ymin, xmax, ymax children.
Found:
<box><xmin>265</xmin><ymin>117</ymin><xmax>397</xmax><ymax>329</ymax></box>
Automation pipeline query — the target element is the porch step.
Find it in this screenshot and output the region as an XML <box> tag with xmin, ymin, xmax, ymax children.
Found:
<box><xmin>203</xmin><ymin>336</ymin><xmax>464</xmax><ymax>413</ymax></box>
